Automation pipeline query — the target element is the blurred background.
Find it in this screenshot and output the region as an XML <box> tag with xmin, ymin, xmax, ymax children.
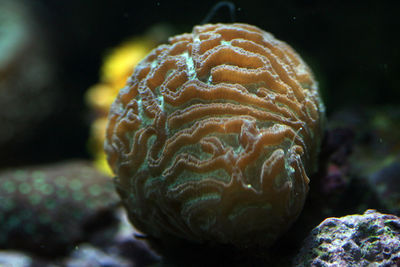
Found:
<box><xmin>1</xmin><ymin>0</ymin><xmax>399</xmax><ymax>169</ymax></box>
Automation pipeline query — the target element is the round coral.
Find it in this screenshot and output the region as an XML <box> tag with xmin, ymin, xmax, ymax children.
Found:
<box><xmin>105</xmin><ymin>23</ymin><xmax>325</xmax><ymax>252</ymax></box>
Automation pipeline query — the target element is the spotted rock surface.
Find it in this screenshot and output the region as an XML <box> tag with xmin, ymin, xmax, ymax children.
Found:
<box><xmin>105</xmin><ymin>23</ymin><xmax>325</xmax><ymax>251</ymax></box>
<box><xmin>294</xmin><ymin>209</ymin><xmax>400</xmax><ymax>266</ymax></box>
<box><xmin>0</xmin><ymin>161</ymin><xmax>119</xmax><ymax>256</ymax></box>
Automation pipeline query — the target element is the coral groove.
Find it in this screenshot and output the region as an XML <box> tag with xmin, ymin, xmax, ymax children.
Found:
<box><xmin>105</xmin><ymin>23</ymin><xmax>325</xmax><ymax>250</ymax></box>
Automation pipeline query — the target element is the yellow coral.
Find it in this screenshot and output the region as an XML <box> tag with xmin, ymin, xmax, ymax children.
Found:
<box><xmin>101</xmin><ymin>38</ymin><xmax>154</xmax><ymax>88</ymax></box>
<box><xmin>86</xmin><ymin>38</ymin><xmax>155</xmax><ymax>175</ymax></box>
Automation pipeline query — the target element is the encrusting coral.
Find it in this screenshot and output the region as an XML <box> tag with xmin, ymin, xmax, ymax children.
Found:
<box><xmin>0</xmin><ymin>161</ymin><xmax>119</xmax><ymax>256</ymax></box>
<box><xmin>105</xmin><ymin>23</ymin><xmax>325</xmax><ymax>255</ymax></box>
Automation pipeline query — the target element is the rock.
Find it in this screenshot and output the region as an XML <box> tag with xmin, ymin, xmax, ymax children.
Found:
<box><xmin>0</xmin><ymin>250</ymin><xmax>33</xmax><ymax>267</ymax></box>
<box><xmin>64</xmin><ymin>244</ymin><xmax>131</xmax><ymax>267</ymax></box>
<box><xmin>110</xmin><ymin>208</ymin><xmax>161</xmax><ymax>266</ymax></box>
<box><xmin>294</xmin><ymin>209</ymin><xmax>400</xmax><ymax>266</ymax></box>
<box><xmin>0</xmin><ymin>250</ymin><xmax>55</xmax><ymax>267</ymax></box>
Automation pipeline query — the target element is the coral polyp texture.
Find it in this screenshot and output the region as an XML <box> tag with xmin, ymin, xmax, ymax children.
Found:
<box><xmin>0</xmin><ymin>161</ymin><xmax>119</xmax><ymax>256</ymax></box>
<box><xmin>105</xmin><ymin>23</ymin><xmax>325</xmax><ymax>251</ymax></box>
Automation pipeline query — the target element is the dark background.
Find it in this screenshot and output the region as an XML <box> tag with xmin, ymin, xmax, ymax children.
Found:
<box><xmin>6</xmin><ymin>0</ymin><xmax>400</xmax><ymax>167</ymax></box>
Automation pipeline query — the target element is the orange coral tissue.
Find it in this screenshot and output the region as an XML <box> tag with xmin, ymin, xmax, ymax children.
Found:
<box><xmin>105</xmin><ymin>23</ymin><xmax>325</xmax><ymax>251</ymax></box>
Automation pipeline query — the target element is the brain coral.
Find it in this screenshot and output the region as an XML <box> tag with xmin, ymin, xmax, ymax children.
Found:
<box><xmin>105</xmin><ymin>23</ymin><xmax>325</xmax><ymax>252</ymax></box>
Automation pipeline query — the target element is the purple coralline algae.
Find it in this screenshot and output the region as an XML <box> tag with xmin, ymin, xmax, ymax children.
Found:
<box><xmin>294</xmin><ymin>209</ymin><xmax>400</xmax><ymax>266</ymax></box>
